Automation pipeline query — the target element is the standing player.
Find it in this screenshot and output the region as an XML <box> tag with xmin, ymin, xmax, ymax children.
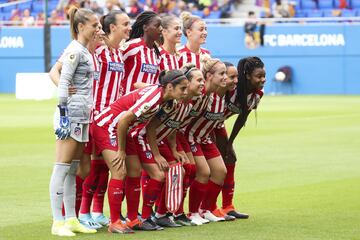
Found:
<box><xmin>93</xmin><ymin>70</ymin><xmax>189</xmax><ymax>231</ymax></box>
<box><xmin>49</xmin><ymin>7</ymin><xmax>100</xmax><ymax>237</ymax></box>
<box><xmin>178</xmin><ymin>12</ymin><xmax>210</xmax><ymax>69</ymax></box>
<box><xmin>78</xmin><ymin>10</ymin><xmax>132</xmax><ymax>229</ymax></box>
<box><xmin>214</xmin><ymin>58</ymin><xmax>265</xmax><ymax>219</ymax></box>
<box><xmin>122</xmin><ymin>11</ymin><xmax>162</xmax><ymax>94</ymax></box>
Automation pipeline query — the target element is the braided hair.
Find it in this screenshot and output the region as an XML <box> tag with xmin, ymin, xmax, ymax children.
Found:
<box><xmin>128</xmin><ymin>11</ymin><xmax>161</xmax><ymax>57</ymax></box>
<box><xmin>236</xmin><ymin>56</ymin><xmax>264</xmax><ymax>115</ymax></box>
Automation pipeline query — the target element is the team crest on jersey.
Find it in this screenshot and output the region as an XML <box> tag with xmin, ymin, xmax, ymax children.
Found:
<box><xmin>140</xmin><ymin>103</ymin><xmax>151</xmax><ymax>113</ymax></box>
<box><xmin>108</xmin><ymin>62</ymin><xmax>124</xmax><ymax>72</ymax></box>
<box><xmin>141</xmin><ymin>63</ymin><xmax>158</xmax><ymax>74</ymax></box>
<box><xmin>110</xmin><ymin>137</ymin><xmax>117</xmax><ymax>147</ymax></box>
<box><xmin>145</xmin><ymin>151</ymin><xmax>153</xmax><ymax>159</ymax></box>
<box><xmin>68</xmin><ymin>53</ymin><xmax>76</xmax><ymax>63</ymax></box>
<box><xmin>93</xmin><ymin>71</ymin><xmax>100</xmax><ymax>81</ymax></box>
<box><xmin>190</xmin><ymin>144</ymin><xmax>197</xmax><ymax>153</ymax></box>
<box><xmin>74</xmin><ymin>126</ymin><xmax>81</xmax><ymax>136</ymax></box>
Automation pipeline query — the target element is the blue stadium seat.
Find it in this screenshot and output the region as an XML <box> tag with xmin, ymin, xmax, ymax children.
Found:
<box><xmin>341</xmin><ymin>9</ymin><xmax>356</xmax><ymax>16</ymax></box>
<box><xmin>318</xmin><ymin>0</ymin><xmax>333</xmax><ymax>9</ymax></box>
<box><xmin>292</xmin><ymin>0</ymin><xmax>302</xmax><ymax>9</ymax></box>
<box><xmin>205</xmin><ymin>11</ymin><xmax>221</xmax><ymax>19</ymax></box>
<box><xmin>351</xmin><ymin>0</ymin><xmax>360</xmax><ymax>8</ymax></box>
<box><xmin>0</xmin><ymin>11</ymin><xmax>12</xmax><ymax>20</ymax></box>
<box><xmin>295</xmin><ymin>10</ymin><xmax>306</xmax><ymax>17</ymax></box>
<box><xmin>322</xmin><ymin>9</ymin><xmax>340</xmax><ymax>17</ymax></box>
<box><xmin>301</xmin><ymin>0</ymin><xmax>317</xmax><ymax>9</ymax></box>
<box><xmin>18</xmin><ymin>2</ymin><xmax>33</xmax><ymax>11</ymax></box>
<box><xmin>32</xmin><ymin>1</ymin><xmax>44</xmax><ymax>13</ymax></box>
<box><xmin>192</xmin><ymin>10</ymin><xmax>203</xmax><ymax>18</ymax></box>
<box><xmin>306</xmin><ymin>9</ymin><xmax>323</xmax><ymax>17</ymax></box>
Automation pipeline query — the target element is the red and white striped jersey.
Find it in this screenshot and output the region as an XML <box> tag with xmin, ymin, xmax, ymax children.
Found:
<box><xmin>92</xmin><ymin>45</ymin><xmax>124</xmax><ymax>117</ymax></box>
<box><xmin>177</xmin><ymin>45</ymin><xmax>211</xmax><ymax>69</ymax></box>
<box><xmin>94</xmin><ymin>85</ymin><xmax>164</xmax><ymax>139</ymax></box>
<box><xmin>158</xmin><ymin>47</ymin><xmax>180</xmax><ymax>71</ymax></box>
<box><xmin>184</xmin><ymin>92</ymin><xmax>226</xmax><ymax>144</ymax></box>
<box><xmin>155</xmin><ymin>101</ymin><xmax>192</xmax><ymax>143</ymax></box>
<box><xmin>122</xmin><ymin>38</ymin><xmax>161</xmax><ymax>95</ymax></box>
<box><xmin>216</xmin><ymin>88</ymin><xmax>264</xmax><ymax>129</ymax></box>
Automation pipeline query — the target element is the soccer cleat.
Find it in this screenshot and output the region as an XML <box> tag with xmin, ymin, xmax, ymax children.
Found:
<box><xmin>65</xmin><ymin>217</ymin><xmax>97</xmax><ymax>234</ymax></box>
<box><xmin>51</xmin><ymin>220</ymin><xmax>76</xmax><ymax>237</ymax></box>
<box><xmin>91</xmin><ymin>212</ymin><xmax>110</xmax><ymax>226</ymax></box>
<box><xmin>188</xmin><ymin>212</ymin><xmax>209</xmax><ymax>225</ymax></box>
<box><xmin>174</xmin><ymin>213</ymin><xmax>194</xmax><ymax>226</ymax></box>
<box><xmin>128</xmin><ymin>218</ymin><xmax>163</xmax><ymax>231</ymax></box>
<box><xmin>108</xmin><ymin>220</ymin><xmax>134</xmax><ymax>234</ymax></box>
<box><xmin>212</xmin><ymin>208</ymin><xmax>236</xmax><ymax>221</ymax></box>
<box><xmin>221</xmin><ymin>205</ymin><xmax>250</xmax><ymax>219</ymax></box>
<box><xmin>154</xmin><ymin>215</ymin><xmax>182</xmax><ymax>228</ymax></box>
<box><xmin>203</xmin><ymin>210</ymin><xmax>225</xmax><ymax>222</ymax></box>
<box><xmin>79</xmin><ymin>213</ymin><xmax>103</xmax><ymax>229</ymax></box>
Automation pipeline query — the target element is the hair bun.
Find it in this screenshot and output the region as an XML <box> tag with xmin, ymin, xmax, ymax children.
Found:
<box><xmin>180</xmin><ymin>11</ymin><xmax>192</xmax><ymax>23</ymax></box>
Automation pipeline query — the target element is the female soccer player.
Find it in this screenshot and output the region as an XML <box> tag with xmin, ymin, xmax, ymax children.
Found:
<box><xmin>148</xmin><ymin>64</ymin><xmax>205</xmax><ymax>227</ymax></box>
<box><xmin>93</xmin><ymin>70</ymin><xmax>188</xmax><ymax>232</ymax></box>
<box><xmin>49</xmin><ymin>7</ymin><xmax>100</xmax><ymax>237</ymax></box>
<box><xmin>122</xmin><ymin>11</ymin><xmax>162</xmax><ymax>94</ymax></box>
<box><xmin>178</xmin><ymin>12</ymin><xmax>210</xmax><ymax>69</ymax></box>
<box><xmin>214</xmin><ymin>57</ymin><xmax>265</xmax><ymax>219</ymax></box>
<box><xmin>78</xmin><ymin>10</ymin><xmax>132</xmax><ymax>229</ymax></box>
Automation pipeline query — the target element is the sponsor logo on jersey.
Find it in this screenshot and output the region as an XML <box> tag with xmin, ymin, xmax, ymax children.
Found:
<box><xmin>204</xmin><ymin>111</ymin><xmax>224</xmax><ymax>121</ymax></box>
<box><xmin>141</xmin><ymin>63</ymin><xmax>158</xmax><ymax>74</ymax></box>
<box><xmin>108</xmin><ymin>62</ymin><xmax>124</xmax><ymax>72</ymax></box>
<box><xmin>164</xmin><ymin>119</ymin><xmax>181</xmax><ymax>129</ymax></box>
<box><xmin>227</xmin><ymin>102</ymin><xmax>241</xmax><ymax>114</ymax></box>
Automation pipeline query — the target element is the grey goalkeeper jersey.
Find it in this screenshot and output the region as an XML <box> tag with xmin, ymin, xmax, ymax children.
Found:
<box><xmin>58</xmin><ymin>40</ymin><xmax>94</xmax><ymax>123</ymax></box>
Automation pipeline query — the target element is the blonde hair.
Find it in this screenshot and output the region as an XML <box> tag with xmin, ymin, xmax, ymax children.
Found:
<box><xmin>68</xmin><ymin>7</ymin><xmax>95</xmax><ymax>40</ymax></box>
<box><xmin>180</xmin><ymin>11</ymin><xmax>201</xmax><ymax>37</ymax></box>
<box><xmin>201</xmin><ymin>56</ymin><xmax>222</xmax><ymax>77</ymax></box>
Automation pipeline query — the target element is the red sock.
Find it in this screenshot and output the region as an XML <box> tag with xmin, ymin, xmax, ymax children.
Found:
<box><xmin>75</xmin><ymin>176</ymin><xmax>84</xmax><ymax>217</ymax></box>
<box><xmin>79</xmin><ymin>160</ymin><xmax>102</xmax><ymax>214</ymax></box>
<box><xmin>156</xmin><ymin>185</ymin><xmax>167</xmax><ymax>215</ymax></box>
<box><xmin>125</xmin><ymin>177</ymin><xmax>141</xmax><ymax>221</ymax></box>
<box><xmin>92</xmin><ymin>162</ymin><xmax>109</xmax><ymax>213</ymax></box>
<box><xmin>189</xmin><ymin>164</ymin><xmax>197</xmax><ymax>185</ymax></box>
<box><xmin>62</xmin><ymin>203</ymin><xmax>65</xmax><ymax>217</ymax></box>
<box><xmin>222</xmin><ymin>164</ymin><xmax>235</xmax><ymax>209</ymax></box>
<box><xmin>141</xmin><ymin>170</ymin><xmax>150</xmax><ymax>199</ymax></box>
<box><xmin>175</xmin><ymin>164</ymin><xmax>191</xmax><ymax>215</ymax></box>
<box><xmin>202</xmin><ymin>180</ymin><xmax>222</xmax><ymax>212</ymax></box>
<box><xmin>189</xmin><ymin>180</ymin><xmax>207</xmax><ymax>213</ymax></box>
<box><xmin>141</xmin><ymin>179</ymin><xmax>163</xmax><ymax>219</ymax></box>
<box><xmin>108</xmin><ymin>179</ymin><xmax>124</xmax><ymax>223</ymax></box>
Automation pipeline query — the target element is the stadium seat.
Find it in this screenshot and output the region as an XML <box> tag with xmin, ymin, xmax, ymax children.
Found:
<box><xmin>334</xmin><ymin>0</ymin><xmax>350</xmax><ymax>8</ymax></box>
<box><xmin>351</xmin><ymin>0</ymin><xmax>360</xmax><ymax>8</ymax></box>
<box><xmin>205</xmin><ymin>11</ymin><xmax>221</xmax><ymax>19</ymax></box>
<box><xmin>32</xmin><ymin>1</ymin><xmax>44</xmax><ymax>13</ymax></box>
<box><xmin>295</xmin><ymin>10</ymin><xmax>306</xmax><ymax>17</ymax></box>
<box><xmin>2</xmin><ymin>4</ymin><xmax>17</xmax><ymax>13</ymax></box>
<box><xmin>306</xmin><ymin>9</ymin><xmax>323</xmax><ymax>17</ymax></box>
<box><xmin>18</xmin><ymin>2</ymin><xmax>33</xmax><ymax>11</ymax></box>
<box><xmin>191</xmin><ymin>10</ymin><xmax>203</xmax><ymax>18</ymax></box>
<box><xmin>341</xmin><ymin>9</ymin><xmax>356</xmax><ymax>16</ymax></box>
<box><xmin>301</xmin><ymin>0</ymin><xmax>317</xmax><ymax>9</ymax></box>
<box><xmin>318</xmin><ymin>0</ymin><xmax>333</xmax><ymax>9</ymax></box>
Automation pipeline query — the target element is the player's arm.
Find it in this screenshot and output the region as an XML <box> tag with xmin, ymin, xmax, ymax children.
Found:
<box><xmin>228</xmin><ymin>110</ymin><xmax>250</xmax><ymax>145</ymax></box>
<box><xmin>146</xmin><ymin>116</ymin><xmax>169</xmax><ymax>171</ymax></box>
<box><xmin>134</xmin><ymin>82</ymin><xmax>150</xmax><ymax>89</ymax></box>
<box><xmin>49</xmin><ymin>59</ymin><xmax>77</xmax><ymax>94</ymax></box>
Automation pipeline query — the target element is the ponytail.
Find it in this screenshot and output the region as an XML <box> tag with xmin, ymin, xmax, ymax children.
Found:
<box><xmin>68</xmin><ymin>7</ymin><xmax>95</xmax><ymax>40</ymax></box>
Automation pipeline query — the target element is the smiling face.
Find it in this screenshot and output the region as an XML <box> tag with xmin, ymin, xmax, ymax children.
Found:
<box><xmin>247</xmin><ymin>67</ymin><xmax>266</xmax><ymax>90</ymax></box>
<box><xmin>186</xmin><ymin>20</ymin><xmax>207</xmax><ymax>45</ymax></box>
<box><xmin>112</xmin><ymin>13</ymin><xmax>131</xmax><ymax>41</ymax></box>
<box><xmin>162</xmin><ymin>18</ymin><xmax>182</xmax><ymax>45</ymax></box>
<box><xmin>207</xmin><ymin>62</ymin><xmax>227</xmax><ymax>88</ymax></box>
<box><xmin>225</xmin><ymin>66</ymin><xmax>238</xmax><ymax>90</ymax></box>
<box><xmin>167</xmin><ymin>79</ymin><xmax>189</xmax><ymax>100</ymax></box>
<box><xmin>145</xmin><ymin>16</ymin><xmax>163</xmax><ymax>42</ymax></box>
<box><xmin>187</xmin><ymin>70</ymin><xmax>205</xmax><ymax>96</ymax></box>
<box><xmin>79</xmin><ymin>14</ymin><xmax>101</xmax><ymax>43</ymax></box>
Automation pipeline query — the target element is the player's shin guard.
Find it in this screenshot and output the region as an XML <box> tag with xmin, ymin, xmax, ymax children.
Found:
<box><xmin>108</xmin><ymin>179</ymin><xmax>124</xmax><ymax>224</ymax></box>
<box><xmin>202</xmin><ymin>180</ymin><xmax>222</xmax><ymax>211</ymax></box>
<box><xmin>222</xmin><ymin>164</ymin><xmax>235</xmax><ymax>209</ymax></box>
<box><xmin>156</xmin><ymin>185</ymin><xmax>167</xmax><ymax>216</ymax></box>
<box><xmin>80</xmin><ymin>160</ymin><xmax>101</xmax><ymax>214</ymax></box>
<box><xmin>125</xmin><ymin>177</ymin><xmax>141</xmax><ymax>221</ymax></box>
<box><xmin>141</xmin><ymin>179</ymin><xmax>163</xmax><ymax>220</ymax></box>
<box><xmin>92</xmin><ymin>161</ymin><xmax>109</xmax><ymax>213</ymax></box>
<box><xmin>75</xmin><ymin>176</ymin><xmax>84</xmax><ymax>217</ymax></box>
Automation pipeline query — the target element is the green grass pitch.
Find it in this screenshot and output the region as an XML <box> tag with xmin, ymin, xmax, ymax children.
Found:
<box><xmin>0</xmin><ymin>95</ymin><xmax>359</xmax><ymax>240</ymax></box>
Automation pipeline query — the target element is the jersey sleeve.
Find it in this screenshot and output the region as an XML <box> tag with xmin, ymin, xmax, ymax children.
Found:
<box><xmin>129</xmin><ymin>87</ymin><xmax>162</xmax><ymax>117</ymax></box>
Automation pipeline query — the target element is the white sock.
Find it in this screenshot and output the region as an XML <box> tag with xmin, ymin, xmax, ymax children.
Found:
<box><xmin>64</xmin><ymin>160</ymin><xmax>80</xmax><ymax>219</ymax></box>
<box><xmin>49</xmin><ymin>163</ymin><xmax>71</xmax><ymax>221</ymax></box>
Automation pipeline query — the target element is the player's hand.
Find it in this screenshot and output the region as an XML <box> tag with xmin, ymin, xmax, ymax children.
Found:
<box><xmin>55</xmin><ymin>105</ymin><xmax>71</xmax><ymax>140</ymax></box>
<box><xmin>172</xmin><ymin>150</ymin><xmax>186</xmax><ymax>163</ymax></box>
<box><xmin>112</xmin><ymin>150</ymin><xmax>126</xmax><ymax>172</ymax></box>
<box><xmin>155</xmin><ymin>155</ymin><xmax>169</xmax><ymax>172</ymax></box>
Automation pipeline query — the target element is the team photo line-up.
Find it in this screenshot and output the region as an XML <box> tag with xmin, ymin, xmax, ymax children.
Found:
<box><xmin>49</xmin><ymin>6</ymin><xmax>266</xmax><ymax>237</ymax></box>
